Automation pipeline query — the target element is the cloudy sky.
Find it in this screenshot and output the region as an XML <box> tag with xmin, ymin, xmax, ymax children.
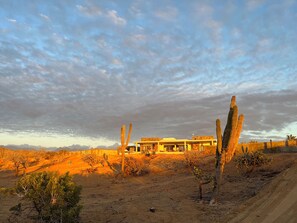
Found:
<box><xmin>0</xmin><ymin>0</ymin><xmax>297</xmax><ymax>147</ymax></box>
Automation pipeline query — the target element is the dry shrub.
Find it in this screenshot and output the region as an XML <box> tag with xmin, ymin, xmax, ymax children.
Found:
<box><xmin>82</xmin><ymin>154</ymin><xmax>104</xmax><ymax>173</ymax></box>
<box><xmin>235</xmin><ymin>149</ymin><xmax>272</xmax><ymax>174</ymax></box>
<box><xmin>184</xmin><ymin>151</ymin><xmax>214</xmax><ymax>200</ymax></box>
<box><xmin>42</xmin><ymin>151</ymin><xmax>56</xmax><ymax>160</ymax></box>
<box><xmin>184</xmin><ymin>151</ymin><xmax>214</xmax><ymax>170</ymax></box>
<box><xmin>184</xmin><ymin>151</ymin><xmax>203</xmax><ymax>167</ymax></box>
<box><xmin>0</xmin><ymin>147</ymin><xmax>8</xmax><ymax>159</ymax></box>
<box><xmin>124</xmin><ymin>156</ymin><xmax>149</xmax><ymax>176</ymax></box>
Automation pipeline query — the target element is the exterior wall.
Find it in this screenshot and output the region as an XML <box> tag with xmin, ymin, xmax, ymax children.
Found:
<box><xmin>191</xmin><ymin>136</ymin><xmax>215</xmax><ymax>150</ymax></box>
<box><xmin>237</xmin><ymin>139</ymin><xmax>297</xmax><ymax>153</ymax></box>
<box><xmin>139</xmin><ymin>138</ymin><xmax>161</xmax><ymax>153</ymax></box>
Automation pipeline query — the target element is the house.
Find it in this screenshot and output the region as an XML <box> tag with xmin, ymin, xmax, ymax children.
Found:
<box><xmin>133</xmin><ymin>135</ymin><xmax>216</xmax><ymax>154</ymax></box>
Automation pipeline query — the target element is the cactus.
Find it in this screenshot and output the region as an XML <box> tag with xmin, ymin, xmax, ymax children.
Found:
<box><xmin>210</xmin><ymin>96</ymin><xmax>244</xmax><ymax>205</ymax></box>
<box><xmin>241</xmin><ymin>146</ymin><xmax>248</xmax><ymax>154</ymax></box>
<box><xmin>120</xmin><ymin>123</ymin><xmax>133</xmax><ymax>174</ymax></box>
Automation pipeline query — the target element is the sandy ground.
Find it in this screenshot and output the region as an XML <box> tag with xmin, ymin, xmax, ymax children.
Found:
<box><xmin>229</xmin><ymin>161</ymin><xmax>297</xmax><ymax>223</ymax></box>
<box><xmin>0</xmin><ymin>152</ymin><xmax>297</xmax><ymax>223</ymax></box>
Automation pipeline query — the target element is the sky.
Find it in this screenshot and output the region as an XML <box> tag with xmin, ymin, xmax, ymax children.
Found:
<box><xmin>0</xmin><ymin>0</ymin><xmax>297</xmax><ymax>148</ymax></box>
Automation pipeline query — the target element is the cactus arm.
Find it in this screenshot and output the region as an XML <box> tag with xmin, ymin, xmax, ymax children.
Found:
<box><xmin>121</xmin><ymin>125</ymin><xmax>126</xmax><ymax>173</ymax></box>
<box><xmin>125</xmin><ymin>123</ymin><xmax>133</xmax><ymax>148</ymax></box>
<box><xmin>226</xmin><ymin>105</ymin><xmax>238</xmax><ymax>152</ymax></box>
<box><xmin>222</xmin><ymin>96</ymin><xmax>236</xmax><ymax>149</ymax></box>
<box><xmin>226</xmin><ymin>114</ymin><xmax>244</xmax><ymax>162</ymax></box>
<box><xmin>121</xmin><ymin>125</ymin><xmax>125</xmax><ymax>148</ymax></box>
<box><xmin>216</xmin><ymin>119</ymin><xmax>222</xmax><ymax>155</ymax></box>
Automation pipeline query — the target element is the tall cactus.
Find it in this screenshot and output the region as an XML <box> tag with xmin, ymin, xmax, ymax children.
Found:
<box><xmin>210</xmin><ymin>96</ymin><xmax>244</xmax><ymax>205</ymax></box>
<box><xmin>120</xmin><ymin>123</ymin><xmax>133</xmax><ymax>174</ymax></box>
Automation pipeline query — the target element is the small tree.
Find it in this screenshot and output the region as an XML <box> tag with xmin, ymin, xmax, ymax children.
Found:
<box><xmin>9</xmin><ymin>172</ymin><xmax>82</xmax><ymax>223</ymax></box>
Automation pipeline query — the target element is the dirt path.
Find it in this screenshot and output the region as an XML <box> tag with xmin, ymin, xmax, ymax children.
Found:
<box><xmin>230</xmin><ymin>162</ymin><xmax>297</xmax><ymax>223</ymax></box>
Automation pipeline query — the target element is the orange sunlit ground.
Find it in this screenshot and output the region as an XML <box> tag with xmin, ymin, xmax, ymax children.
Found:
<box><xmin>1</xmin><ymin>148</ymin><xmax>297</xmax><ymax>222</ymax></box>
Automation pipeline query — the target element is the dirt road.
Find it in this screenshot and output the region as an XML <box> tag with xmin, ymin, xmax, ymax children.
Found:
<box><xmin>230</xmin><ymin>162</ymin><xmax>297</xmax><ymax>223</ymax></box>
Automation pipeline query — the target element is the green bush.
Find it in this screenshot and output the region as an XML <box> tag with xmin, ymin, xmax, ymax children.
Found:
<box><xmin>235</xmin><ymin>149</ymin><xmax>272</xmax><ymax>174</ymax></box>
<box><xmin>10</xmin><ymin>172</ymin><xmax>82</xmax><ymax>223</ymax></box>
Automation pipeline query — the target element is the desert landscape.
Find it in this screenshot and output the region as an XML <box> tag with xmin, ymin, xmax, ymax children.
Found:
<box><xmin>1</xmin><ymin>142</ymin><xmax>297</xmax><ymax>223</ymax></box>
<box><xmin>1</xmin><ymin>1</ymin><xmax>297</xmax><ymax>223</ymax></box>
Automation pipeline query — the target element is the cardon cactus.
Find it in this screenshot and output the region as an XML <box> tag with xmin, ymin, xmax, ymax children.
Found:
<box><xmin>210</xmin><ymin>96</ymin><xmax>244</xmax><ymax>205</ymax></box>
<box><xmin>120</xmin><ymin>123</ymin><xmax>133</xmax><ymax>174</ymax></box>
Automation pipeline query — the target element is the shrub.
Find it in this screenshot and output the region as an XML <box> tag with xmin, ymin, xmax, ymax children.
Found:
<box><xmin>82</xmin><ymin>154</ymin><xmax>104</xmax><ymax>173</ymax></box>
<box><xmin>235</xmin><ymin>148</ymin><xmax>272</xmax><ymax>174</ymax></box>
<box><xmin>9</xmin><ymin>172</ymin><xmax>82</xmax><ymax>223</ymax></box>
<box><xmin>184</xmin><ymin>151</ymin><xmax>201</xmax><ymax>167</ymax></box>
<box><xmin>0</xmin><ymin>147</ymin><xmax>7</xmax><ymax>159</ymax></box>
<box><xmin>124</xmin><ymin>156</ymin><xmax>149</xmax><ymax>176</ymax></box>
<box><xmin>184</xmin><ymin>151</ymin><xmax>214</xmax><ymax>200</ymax></box>
<box><xmin>42</xmin><ymin>151</ymin><xmax>57</xmax><ymax>160</ymax></box>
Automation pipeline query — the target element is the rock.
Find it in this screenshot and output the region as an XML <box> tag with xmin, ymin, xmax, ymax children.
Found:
<box><xmin>149</xmin><ymin>207</ymin><xmax>156</xmax><ymax>213</ymax></box>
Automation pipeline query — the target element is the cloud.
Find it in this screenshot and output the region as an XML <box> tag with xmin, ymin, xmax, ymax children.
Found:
<box><xmin>0</xmin><ymin>0</ymin><xmax>297</xmax><ymax>146</ymax></box>
<box><xmin>194</xmin><ymin>3</ymin><xmax>222</xmax><ymax>43</ymax></box>
<box><xmin>39</xmin><ymin>13</ymin><xmax>50</xmax><ymax>21</ymax></box>
<box><xmin>155</xmin><ymin>6</ymin><xmax>178</xmax><ymax>21</ymax></box>
<box><xmin>246</xmin><ymin>0</ymin><xmax>266</xmax><ymax>10</ymax></box>
<box><xmin>7</xmin><ymin>18</ymin><xmax>17</xmax><ymax>23</ymax></box>
<box><xmin>106</xmin><ymin>10</ymin><xmax>127</xmax><ymax>26</ymax></box>
<box><xmin>76</xmin><ymin>4</ymin><xmax>102</xmax><ymax>17</ymax></box>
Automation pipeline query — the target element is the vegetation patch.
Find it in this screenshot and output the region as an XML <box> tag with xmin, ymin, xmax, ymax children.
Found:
<box><xmin>235</xmin><ymin>147</ymin><xmax>272</xmax><ymax>175</ymax></box>
<box><xmin>9</xmin><ymin>172</ymin><xmax>82</xmax><ymax>223</ymax></box>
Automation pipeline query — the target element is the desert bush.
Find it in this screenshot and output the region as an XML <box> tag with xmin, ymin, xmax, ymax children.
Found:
<box><xmin>184</xmin><ymin>151</ymin><xmax>214</xmax><ymax>200</ymax></box>
<box><xmin>57</xmin><ymin>149</ymin><xmax>70</xmax><ymax>157</ymax></box>
<box><xmin>102</xmin><ymin>153</ymin><xmax>119</xmax><ymax>174</ymax></box>
<box><xmin>42</xmin><ymin>151</ymin><xmax>57</xmax><ymax>160</ymax></box>
<box><xmin>10</xmin><ymin>153</ymin><xmax>23</xmax><ymax>176</ymax></box>
<box><xmin>9</xmin><ymin>153</ymin><xmax>33</xmax><ymax>176</ymax></box>
<box><xmin>124</xmin><ymin>156</ymin><xmax>149</xmax><ymax>176</ymax></box>
<box><xmin>0</xmin><ymin>147</ymin><xmax>7</xmax><ymax>159</ymax></box>
<box><xmin>235</xmin><ymin>147</ymin><xmax>272</xmax><ymax>174</ymax></box>
<box><xmin>82</xmin><ymin>154</ymin><xmax>104</xmax><ymax>173</ymax></box>
<box><xmin>184</xmin><ymin>151</ymin><xmax>201</xmax><ymax>167</ymax></box>
<box><xmin>9</xmin><ymin>171</ymin><xmax>82</xmax><ymax>223</ymax></box>
<box><xmin>192</xmin><ymin>166</ymin><xmax>213</xmax><ymax>200</ymax></box>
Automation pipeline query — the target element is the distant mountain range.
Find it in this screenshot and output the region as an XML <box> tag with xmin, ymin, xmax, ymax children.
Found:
<box><xmin>0</xmin><ymin>143</ymin><xmax>120</xmax><ymax>151</ymax></box>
